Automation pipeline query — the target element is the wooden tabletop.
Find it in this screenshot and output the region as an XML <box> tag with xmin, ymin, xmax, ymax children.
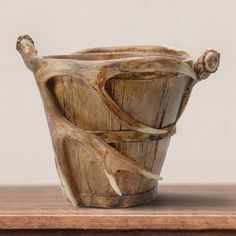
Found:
<box><xmin>0</xmin><ymin>185</ymin><xmax>236</xmax><ymax>231</ymax></box>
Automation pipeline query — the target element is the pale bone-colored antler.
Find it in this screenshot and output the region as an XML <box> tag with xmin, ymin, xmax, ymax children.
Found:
<box><xmin>43</xmin><ymin>81</ymin><xmax>162</xmax><ymax>197</ymax></box>
<box><xmin>90</xmin><ymin>57</ymin><xmax>197</xmax><ymax>136</ymax></box>
<box><xmin>193</xmin><ymin>49</ymin><xmax>220</xmax><ymax>80</ymax></box>
<box><xmin>16</xmin><ymin>35</ymin><xmax>162</xmax><ymax>200</ymax></box>
<box><xmin>176</xmin><ymin>49</ymin><xmax>220</xmax><ymax>120</ymax></box>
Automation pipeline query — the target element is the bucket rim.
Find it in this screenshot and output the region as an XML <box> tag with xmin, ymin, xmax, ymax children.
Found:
<box><xmin>43</xmin><ymin>45</ymin><xmax>193</xmax><ymax>63</ymax></box>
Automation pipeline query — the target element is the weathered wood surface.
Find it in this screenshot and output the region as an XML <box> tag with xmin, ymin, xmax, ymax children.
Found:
<box><xmin>16</xmin><ymin>35</ymin><xmax>220</xmax><ymax>208</ymax></box>
<box><xmin>0</xmin><ymin>185</ymin><xmax>235</xmax><ymax>234</ymax></box>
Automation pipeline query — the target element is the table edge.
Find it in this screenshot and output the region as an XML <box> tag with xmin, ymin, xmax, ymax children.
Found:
<box><xmin>0</xmin><ymin>215</ymin><xmax>236</xmax><ymax>230</ymax></box>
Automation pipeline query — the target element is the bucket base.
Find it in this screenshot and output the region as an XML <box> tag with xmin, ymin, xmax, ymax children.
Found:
<box><xmin>79</xmin><ymin>185</ymin><xmax>158</xmax><ymax>208</ymax></box>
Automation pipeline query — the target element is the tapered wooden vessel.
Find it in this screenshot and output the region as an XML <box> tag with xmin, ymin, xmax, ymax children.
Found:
<box><xmin>17</xmin><ymin>35</ymin><xmax>220</xmax><ymax>208</ymax></box>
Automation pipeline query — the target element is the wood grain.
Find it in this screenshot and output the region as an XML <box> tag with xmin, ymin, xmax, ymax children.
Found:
<box><xmin>16</xmin><ymin>35</ymin><xmax>220</xmax><ymax>208</ymax></box>
<box><xmin>0</xmin><ymin>185</ymin><xmax>235</xmax><ymax>231</ymax></box>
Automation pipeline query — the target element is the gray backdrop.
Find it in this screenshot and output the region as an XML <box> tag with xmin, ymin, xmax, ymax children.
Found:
<box><xmin>0</xmin><ymin>0</ymin><xmax>235</xmax><ymax>185</ymax></box>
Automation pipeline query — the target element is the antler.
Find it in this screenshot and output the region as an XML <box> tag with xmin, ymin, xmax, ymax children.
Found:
<box><xmin>16</xmin><ymin>35</ymin><xmax>40</xmax><ymax>71</ymax></box>
<box><xmin>194</xmin><ymin>49</ymin><xmax>220</xmax><ymax>80</ymax></box>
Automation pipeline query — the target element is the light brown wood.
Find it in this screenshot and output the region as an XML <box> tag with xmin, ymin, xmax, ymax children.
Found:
<box><xmin>0</xmin><ymin>185</ymin><xmax>235</xmax><ymax>233</ymax></box>
<box><xmin>16</xmin><ymin>35</ymin><xmax>220</xmax><ymax>208</ymax></box>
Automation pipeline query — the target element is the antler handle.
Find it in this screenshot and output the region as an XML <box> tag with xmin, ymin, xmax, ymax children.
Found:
<box><xmin>193</xmin><ymin>49</ymin><xmax>220</xmax><ymax>80</ymax></box>
<box><xmin>16</xmin><ymin>35</ymin><xmax>39</xmax><ymax>71</ymax></box>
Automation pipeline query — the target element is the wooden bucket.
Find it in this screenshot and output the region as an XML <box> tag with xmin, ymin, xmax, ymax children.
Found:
<box><xmin>17</xmin><ymin>35</ymin><xmax>220</xmax><ymax>208</ymax></box>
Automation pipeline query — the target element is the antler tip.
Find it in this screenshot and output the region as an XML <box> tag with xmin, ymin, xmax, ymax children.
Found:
<box><xmin>194</xmin><ymin>49</ymin><xmax>220</xmax><ymax>80</ymax></box>
<box><xmin>16</xmin><ymin>34</ymin><xmax>37</xmax><ymax>55</ymax></box>
<box><xmin>203</xmin><ymin>49</ymin><xmax>220</xmax><ymax>73</ymax></box>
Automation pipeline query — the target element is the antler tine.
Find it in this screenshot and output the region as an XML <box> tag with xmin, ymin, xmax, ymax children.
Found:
<box><xmin>194</xmin><ymin>49</ymin><xmax>220</xmax><ymax>80</ymax></box>
<box><xmin>16</xmin><ymin>35</ymin><xmax>40</xmax><ymax>72</ymax></box>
